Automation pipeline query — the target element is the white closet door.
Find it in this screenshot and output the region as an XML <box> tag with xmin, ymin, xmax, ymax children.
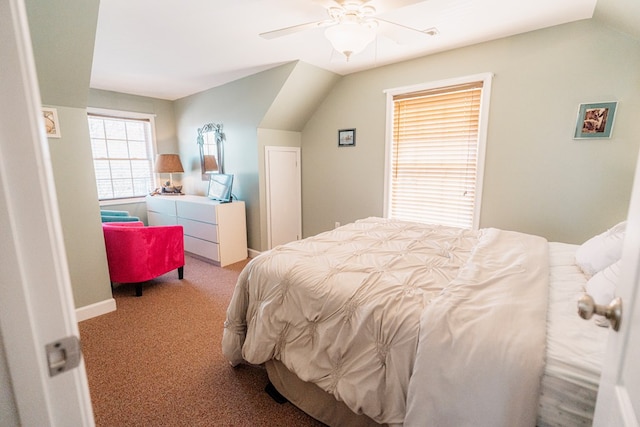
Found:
<box><xmin>265</xmin><ymin>146</ymin><xmax>301</xmax><ymax>249</ymax></box>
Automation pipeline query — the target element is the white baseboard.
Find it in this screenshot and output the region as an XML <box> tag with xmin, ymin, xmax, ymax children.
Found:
<box><xmin>248</xmin><ymin>248</ymin><xmax>261</xmax><ymax>258</ymax></box>
<box><xmin>75</xmin><ymin>298</ymin><xmax>117</xmax><ymax>322</ymax></box>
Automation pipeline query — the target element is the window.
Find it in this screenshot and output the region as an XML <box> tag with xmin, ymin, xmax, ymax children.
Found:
<box><xmin>384</xmin><ymin>74</ymin><xmax>493</xmax><ymax>229</ymax></box>
<box><xmin>87</xmin><ymin>109</ymin><xmax>157</xmax><ymax>201</ymax></box>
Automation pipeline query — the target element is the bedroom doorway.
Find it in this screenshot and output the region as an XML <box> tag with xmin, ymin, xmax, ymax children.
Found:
<box><xmin>265</xmin><ymin>146</ymin><xmax>301</xmax><ymax>249</ymax></box>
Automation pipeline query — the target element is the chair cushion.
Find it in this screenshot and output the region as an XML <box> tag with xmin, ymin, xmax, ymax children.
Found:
<box><xmin>100</xmin><ymin>209</ymin><xmax>130</xmax><ymax>216</ymax></box>
<box><xmin>101</xmin><ymin>215</ymin><xmax>140</xmax><ymax>222</ymax></box>
<box><xmin>100</xmin><ymin>209</ymin><xmax>140</xmax><ymax>223</ymax></box>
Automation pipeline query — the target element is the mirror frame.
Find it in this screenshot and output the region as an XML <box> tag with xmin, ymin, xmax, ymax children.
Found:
<box><xmin>196</xmin><ymin>122</ymin><xmax>226</xmax><ymax>179</ymax></box>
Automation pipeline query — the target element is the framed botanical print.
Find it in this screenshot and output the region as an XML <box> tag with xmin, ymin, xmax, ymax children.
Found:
<box><xmin>42</xmin><ymin>107</ymin><xmax>61</xmax><ymax>138</ymax></box>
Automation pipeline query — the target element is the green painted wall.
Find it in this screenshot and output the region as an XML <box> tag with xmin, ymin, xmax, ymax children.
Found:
<box><xmin>25</xmin><ymin>0</ymin><xmax>98</xmax><ymax>108</ymax></box>
<box><xmin>173</xmin><ymin>62</ymin><xmax>299</xmax><ymax>252</ymax></box>
<box><xmin>25</xmin><ymin>0</ymin><xmax>112</xmax><ymax>308</ymax></box>
<box><xmin>45</xmin><ymin>105</ymin><xmax>112</xmax><ymax>306</ymax></box>
<box><xmin>301</xmin><ymin>18</ymin><xmax>640</xmax><ymax>244</ymax></box>
<box><xmin>172</xmin><ymin>62</ymin><xmax>339</xmax><ymax>252</ymax></box>
<box><xmin>259</xmin><ymin>61</ymin><xmax>341</xmax><ymax>132</ymax></box>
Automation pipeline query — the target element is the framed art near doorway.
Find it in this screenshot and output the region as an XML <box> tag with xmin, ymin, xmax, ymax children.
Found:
<box><xmin>42</xmin><ymin>107</ymin><xmax>61</xmax><ymax>138</ymax></box>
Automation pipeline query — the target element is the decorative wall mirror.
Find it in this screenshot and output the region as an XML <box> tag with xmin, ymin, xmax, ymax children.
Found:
<box><xmin>196</xmin><ymin>123</ymin><xmax>226</xmax><ymax>179</ymax></box>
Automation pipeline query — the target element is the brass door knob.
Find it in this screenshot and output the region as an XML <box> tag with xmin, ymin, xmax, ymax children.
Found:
<box><xmin>578</xmin><ymin>293</ymin><xmax>622</xmax><ymax>331</ymax></box>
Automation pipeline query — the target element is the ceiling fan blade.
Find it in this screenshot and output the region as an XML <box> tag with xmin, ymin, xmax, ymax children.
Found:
<box><xmin>259</xmin><ymin>20</ymin><xmax>333</xmax><ymax>40</ymax></box>
<box><xmin>369</xmin><ymin>0</ymin><xmax>428</xmax><ymax>14</ymax></box>
<box><xmin>312</xmin><ymin>0</ymin><xmax>425</xmax><ymax>14</ymax></box>
<box><xmin>376</xmin><ymin>18</ymin><xmax>438</xmax><ymax>44</ymax></box>
<box><xmin>311</xmin><ymin>0</ymin><xmax>349</xmax><ymax>9</ymax></box>
<box><xmin>376</xmin><ymin>17</ymin><xmax>438</xmax><ymax>36</ymax></box>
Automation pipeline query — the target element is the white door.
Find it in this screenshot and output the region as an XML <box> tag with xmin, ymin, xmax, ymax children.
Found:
<box><xmin>265</xmin><ymin>146</ymin><xmax>301</xmax><ymax>249</ymax></box>
<box><xmin>0</xmin><ymin>0</ymin><xmax>94</xmax><ymax>425</ymax></box>
<box><xmin>592</xmin><ymin>147</ymin><xmax>640</xmax><ymax>426</ymax></box>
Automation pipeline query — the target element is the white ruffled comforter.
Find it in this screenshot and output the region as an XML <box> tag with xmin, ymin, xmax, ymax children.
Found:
<box><xmin>222</xmin><ymin>217</ymin><xmax>549</xmax><ymax>426</ymax></box>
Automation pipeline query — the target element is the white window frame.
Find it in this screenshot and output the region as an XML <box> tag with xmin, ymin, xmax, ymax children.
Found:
<box><xmin>383</xmin><ymin>73</ymin><xmax>493</xmax><ymax>230</ymax></box>
<box><xmin>87</xmin><ymin>107</ymin><xmax>158</xmax><ymax>205</ymax></box>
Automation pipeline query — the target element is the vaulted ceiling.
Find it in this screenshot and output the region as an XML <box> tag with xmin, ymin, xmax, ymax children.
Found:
<box><xmin>90</xmin><ymin>0</ymin><xmax>638</xmax><ymax>101</ymax></box>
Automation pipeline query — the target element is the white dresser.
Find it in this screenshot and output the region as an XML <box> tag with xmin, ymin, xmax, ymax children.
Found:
<box><xmin>145</xmin><ymin>195</ymin><xmax>247</xmax><ymax>267</ymax></box>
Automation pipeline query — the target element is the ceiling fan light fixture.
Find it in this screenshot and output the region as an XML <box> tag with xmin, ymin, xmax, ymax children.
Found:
<box><xmin>325</xmin><ymin>20</ymin><xmax>377</xmax><ymax>61</ymax></box>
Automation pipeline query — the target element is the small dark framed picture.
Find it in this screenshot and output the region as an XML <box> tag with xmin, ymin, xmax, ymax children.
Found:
<box><xmin>338</xmin><ymin>129</ymin><xmax>356</xmax><ymax>147</ymax></box>
<box><xmin>574</xmin><ymin>101</ymin><xmax>618</xmax><ymax>139</ymax></box>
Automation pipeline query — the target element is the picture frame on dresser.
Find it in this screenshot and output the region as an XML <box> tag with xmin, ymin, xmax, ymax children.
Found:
<box><xmin>207</xmin><ymin>173</ymin><xmax>233</xmax><ymax>202</ymax></box>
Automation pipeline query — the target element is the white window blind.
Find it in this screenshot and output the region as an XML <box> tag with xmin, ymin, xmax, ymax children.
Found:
<box><xmin>389</xmin><ymin>81</ymin><xmax>484</xmax><ymax>229</ymax></box>
<box><xmin>88</xmin><ymin>113</ymin><xmax>155</xmax><ymax>200</ymax></box>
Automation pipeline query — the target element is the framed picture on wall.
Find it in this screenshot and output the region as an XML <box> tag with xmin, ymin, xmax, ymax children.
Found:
<box><xmin>338</xmin><ymin>128</ymin><xmax>356</xmax><ymax>147</ymax></box>
<box><xmin>574</xmin><ymin>101</ymin><xmax>617</xmax><ymax>139</ymax></box>
<box><xmin>42</xmin><ymin>107</ymin><xmax>61</xmax><ymax>138</ymax></box>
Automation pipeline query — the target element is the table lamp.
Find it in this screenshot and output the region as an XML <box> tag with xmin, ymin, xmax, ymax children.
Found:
<box><xmin>154</xmin><ymin>154</ymin><xmax>184</xmax><ymax>194</ymax></box>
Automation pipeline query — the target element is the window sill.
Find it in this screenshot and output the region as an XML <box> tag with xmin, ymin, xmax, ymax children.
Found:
<box><xmin>99</xmin><ymin>197</ymin><xmax>147</xmax><ymax>207</ymax></box>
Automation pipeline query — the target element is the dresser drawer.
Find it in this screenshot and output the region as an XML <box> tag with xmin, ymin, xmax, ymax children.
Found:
<box><xmin>184</xmin><ymin>235</ymin><xmax>220</xmax><ymax>262</ymax></box>
<box><xmin>148</xmin><ymin>211</ymin><xmax>178</xmax><ymax>226</ymax></box>
<box><xmin>178</xmin><ymin>218</ymin><xmax>218</xmax><ymax>243</ymax></box>
<box><xmin>176</xmin><ymin>199</ymin><xmax>217</xmax><ymax>223</ymax></box>
<box><xmin>146</xmin><ymin>196</ymin><xmax>177</xmax><ymax>216</ymax></box>
<box><xmin>146</xmin><ymin>195</ymin><xmax>246</xmax><ymax>267</ymax></box>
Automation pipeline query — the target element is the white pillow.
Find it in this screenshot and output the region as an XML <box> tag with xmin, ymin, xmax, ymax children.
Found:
<box><xmin>575</xmin><ymin>221</ymin><xmax>626</xmax><ymax>277</ymax></box>
<box><xmin>585</xmin><ymin>259</ymin><xmax>620</xmax><ymax>306</ymax></box>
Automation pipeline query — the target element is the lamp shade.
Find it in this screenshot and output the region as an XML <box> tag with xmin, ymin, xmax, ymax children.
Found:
<box><xmin>325</xmin><ymin>20</ymin><xmax>377</xmax><ymax>60</ymax></box>
<box><xmin>154</xmin><ymin>154</ymin><xmax>184</xmax><ymax>173</ymax></box>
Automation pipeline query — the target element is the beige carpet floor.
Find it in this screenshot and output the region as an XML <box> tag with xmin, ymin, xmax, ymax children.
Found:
<box><xmin>79</xmin><ymin>254</ymin><xmax>325</xmax><ymax>427</ymax></box>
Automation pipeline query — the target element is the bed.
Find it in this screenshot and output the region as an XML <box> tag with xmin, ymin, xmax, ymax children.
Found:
<box><xmin>222</xmin><ymin>217</ymin><xmax>615</xmax><ymax>426</ymax></box>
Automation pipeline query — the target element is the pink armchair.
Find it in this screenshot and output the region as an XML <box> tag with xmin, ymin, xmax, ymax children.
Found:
<box><xmin>102</xmin><ymin>221</ymin><xmax>185</xmax><ymax>296</ymax></box>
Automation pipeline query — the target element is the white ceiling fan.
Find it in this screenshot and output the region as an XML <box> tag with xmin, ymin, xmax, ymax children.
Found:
<box><xmin>259</xmin><ymin>0</ymin><xmax>438</xmax><ymax>61</ymax></box>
